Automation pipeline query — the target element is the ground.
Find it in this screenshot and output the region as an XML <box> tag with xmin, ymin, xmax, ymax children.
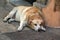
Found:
<box><xmin>0</xmin><ymin>1</ymin><xmax>60</xmax><ymax>40</ymax></box>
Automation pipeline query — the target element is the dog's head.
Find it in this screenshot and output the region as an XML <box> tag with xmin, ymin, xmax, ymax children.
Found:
<box><xmin>27</xmin><ymin>7</ymin><xmax>46</xmax><ymax>32</ymax></box>
<box><xmin>29</xmin><ymin>18</ymin><xmax>46</xmax><ymax>32</ymax></box>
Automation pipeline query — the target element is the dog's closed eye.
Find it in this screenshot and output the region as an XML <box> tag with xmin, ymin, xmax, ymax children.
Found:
<box><xmin>34</xmin><ymin>24</ymin><xmax>37</xmax><ymax>26</ymax></box>
<box><xmin>40</xmin><ymin>22</ymin><xmax>44</xmax><ymax>26</ymax></box>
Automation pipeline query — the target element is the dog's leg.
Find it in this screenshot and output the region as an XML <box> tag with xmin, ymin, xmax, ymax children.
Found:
<box><xmin>17</xmin><ymin>20</ymin><xmax>26</xmax><ymax>31</ymax></box>
<box><xmin>3</xmin><ymin>7</ymin><xmax>17</xmax><ymax>22</ymax></box>
<box><xmin>17</xmin><ymin>14</ymin><xmax>27</xmax><ymax>31</ymax></box>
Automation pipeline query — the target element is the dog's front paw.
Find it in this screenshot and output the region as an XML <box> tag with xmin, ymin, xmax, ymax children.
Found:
<box><xmin>17</xmin><ymin>27</ymin><xmax>23</xmax><ymax>32</ymax></box>
<box><xmin>17</xmin><ymin>29</ymin><xmax>22</xmax><ymax>32</ymax></box>
<box><xmin>17</xmin><ymin>28</ymin><xmax>22</xmax><ymax>31</ymax></box>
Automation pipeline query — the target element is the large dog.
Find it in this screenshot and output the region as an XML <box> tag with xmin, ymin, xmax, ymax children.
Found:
<box><xmin>3</xmin><ymin>6</ymin><xmax>46</xmax><ymax>32</ymax></box>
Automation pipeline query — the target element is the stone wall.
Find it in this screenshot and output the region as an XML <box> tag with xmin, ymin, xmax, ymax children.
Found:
<box><xmin>42</xmin><ymin>0</ymin><xmax>60</xmax><ymax>28</ymax></box>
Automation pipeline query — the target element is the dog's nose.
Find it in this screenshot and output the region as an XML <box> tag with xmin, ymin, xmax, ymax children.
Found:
<box><xmin>38</xmin><ymin>29</ymin><xmax>46</xmax><ymax>32</ymax></box>
<box><xmin>38</xmin><ymin>29</ymin><xmax>41</xmax><ymax>32</ymax></box>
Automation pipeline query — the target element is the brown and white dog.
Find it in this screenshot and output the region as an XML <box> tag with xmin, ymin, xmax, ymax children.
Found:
<box><xmin>3</xmin><ymin>6</ymin><xmax>46</xmax><ymax>32</ymax></box>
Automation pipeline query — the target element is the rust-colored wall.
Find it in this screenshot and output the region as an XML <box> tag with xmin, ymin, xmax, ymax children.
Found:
<box><xmin>42</xmin><ymin>0</ymin><xmax>60</xmax><ymax>28</ymax></box>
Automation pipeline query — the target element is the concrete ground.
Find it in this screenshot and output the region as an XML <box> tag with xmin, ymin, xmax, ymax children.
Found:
<box><xmin>0</xmin><ymin>1</ymin><xmax>60</xmax><ymax>40</ymax></box>
<box><xmin>0</xmin><ymin>28</ymin><xmax>60</xmax><ymax>40</ymax></box>
<box><xmin>0</xmin><ymin>4</ymin><xmax>16</xmax><ymax>33</ymax></box>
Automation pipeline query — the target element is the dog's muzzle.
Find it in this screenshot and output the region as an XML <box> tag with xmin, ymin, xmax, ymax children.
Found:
<box><xmin>34</xmin><ymin>25</ymin><xmax>46</xmax><ymax>32</ymax></box>
<box><xmin>38</xmin><ymin>28</ymin><xmax>46</xmax><ymax>32</ymax></box>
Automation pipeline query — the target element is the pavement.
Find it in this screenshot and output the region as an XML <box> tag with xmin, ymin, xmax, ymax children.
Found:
<box><xmin>0</xmin><ymin>1</ymin><xmax>60</xmax><ymax>40</ymax></box>
<box><xmin>0</xmin><ymin>29</ymin><xmax>60</xmax><ymax>40</ymax></box>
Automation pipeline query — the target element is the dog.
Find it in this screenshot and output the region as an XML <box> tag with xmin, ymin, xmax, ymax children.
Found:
<box><xmin>3</xmin><ymin>6</ymin><xmax>46</xmax><ymax>32</ymax></box>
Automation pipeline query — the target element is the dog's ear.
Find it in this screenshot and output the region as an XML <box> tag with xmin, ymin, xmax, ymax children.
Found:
<box><xmin>30</xmin><ymin>20</ymin><xmax>32</xmax><ymax>24</ymax></box>
<box><xmin>28</xmin><ymin>19</ymin><xmax>33</xmax><ymax>24</ymax></box>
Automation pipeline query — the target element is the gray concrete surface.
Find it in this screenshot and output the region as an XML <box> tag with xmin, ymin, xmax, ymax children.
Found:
<box><xmin>0</xmin><ymin>6</ymin><xmax>16</xmax><ymax>33</ymax></box>
<box><xmin>1</xmin><ymin>29</ymin><xmax>60</xmax><ymax>40</ymax></box>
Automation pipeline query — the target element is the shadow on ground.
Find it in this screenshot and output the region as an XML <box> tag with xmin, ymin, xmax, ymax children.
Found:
<box><xmin>1</xmin><ymin>30</ymin><xmax>60</xmax><ymax>40</ymax></box>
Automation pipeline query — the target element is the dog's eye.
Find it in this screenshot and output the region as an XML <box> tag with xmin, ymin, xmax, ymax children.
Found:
<box><xmin>34</xmin><ymin>24</ymin><xmax>37</xmax><ymax>26</ymax></box>
<box><xmin>40</xmin><ymin>23</ymin><xmax>42</xmax><ymax>26</ymax></box>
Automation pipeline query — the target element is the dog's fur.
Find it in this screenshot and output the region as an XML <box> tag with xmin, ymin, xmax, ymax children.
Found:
<box><xmin>3</xmin><ymin>6</ymin><xmax>46</xmax><ymax>31</ymax></box>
